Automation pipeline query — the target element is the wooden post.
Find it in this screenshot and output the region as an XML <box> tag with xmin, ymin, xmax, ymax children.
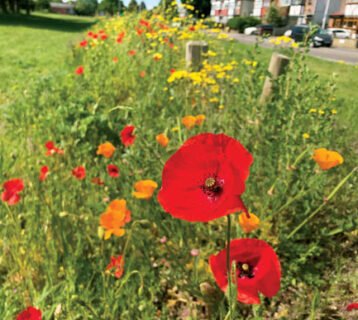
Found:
<box><xmin>260</xmin><ymin>53</ymin><xmax>290</xmax><ymax>104</ymax></box>
<box><xmin>186</xmin><ymin>41</ymin><xmax>208</xmax><ymax>71</ymax></box>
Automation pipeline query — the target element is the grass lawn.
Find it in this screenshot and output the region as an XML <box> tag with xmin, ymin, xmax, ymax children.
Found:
<box><xmin>0</xmin><ymin>12</ymin><xmax>96</xmax><ymax>101</ymax></box>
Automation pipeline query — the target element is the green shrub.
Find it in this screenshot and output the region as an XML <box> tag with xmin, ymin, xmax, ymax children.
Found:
<box><xmin>227</xmin><ymin>16</ymin><xmax>261</xmax><ymax>33</ymax></box>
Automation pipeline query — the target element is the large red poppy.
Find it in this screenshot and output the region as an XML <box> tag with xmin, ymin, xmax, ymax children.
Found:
<box><xmin>1</xmin><ymin>178</ymin><xmax>24</xmax><ymax>206</ymax></box>
<box><xmin>120</xmin><ymin>125</ymin><xmax>136</xmax><ymax>147</ymax></box>
<box><xmin>209</xmin><ymin>239</ymin><xmax>281</xmax><ymax>305</ymax></box>
<box><xmin>16</xmin><ymin>306</ymin><xmax>42</xmax><ymax>320</ymax></box>
<box><xmin>157</xmin><ymin>133</ymin><xmax>253</xmax><ymax>222</ymax></box>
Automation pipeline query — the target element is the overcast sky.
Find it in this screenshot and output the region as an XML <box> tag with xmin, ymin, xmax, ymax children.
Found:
<box><xmin>123</xmin><ymin>0</ymin><xmax>161</xmax><ymax>10</ymax></box>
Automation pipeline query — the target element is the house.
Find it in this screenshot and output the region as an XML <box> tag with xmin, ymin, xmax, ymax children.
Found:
<box><xmin>329</xmin><ymin>0</ymin><xmax>358</xmax><ymax>34</ymax></box>
<box><xmin>50</xmin><ymin>1</ymin><xmax>75</xmax><ymax>15</ymax></box>
<box><xmin>210</xmin><ymin>0</ymin><xmax>255</xmax><ymax>23</ymax></box>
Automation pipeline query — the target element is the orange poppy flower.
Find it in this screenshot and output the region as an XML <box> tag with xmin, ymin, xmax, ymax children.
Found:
<box><xmin>239</xmin><ymin>212</ymin><xmax>260</xmax><ymax>233</ymax></box>
<box><xmin>133</xmin><ymin>180</ymin><xmax>158</xmax><ymax>199</ymax></box>
<box><xmin>312</xmin><ymin>148</ymin><xmax>344</xmax><ymax>170</ymax></box>
<box><xmin>156</xmin><ymin>133</ymin><xmax>169</xmax><ymax>147</ymax></box>
<box><xmin>100</xmin><ymin>199</ymin><xmax>131</xmax><ymax>240</ymax></box>
<box><xmin>97</xmin><ymin>142</ymin><xmax>116</xmax><ymax>158</ymax></box>
<box><xmin>195</xmin><ymin>114</ymin><xmax>206</xmax><ymax>126</ymax></box>
<box><xmin>182</xmin><ymin>115</ymin><xmax>197</xmax><ymax>129</ymax></box>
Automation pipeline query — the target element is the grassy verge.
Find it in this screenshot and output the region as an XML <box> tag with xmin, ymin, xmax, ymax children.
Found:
<box><xmin>0</xmin><ymin>12</ymin><xmax>96</xmax><ymax>101</ymax></box>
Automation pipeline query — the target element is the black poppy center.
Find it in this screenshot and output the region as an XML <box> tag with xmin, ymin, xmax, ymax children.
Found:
<box><xmin>202</xmin><ymin>176</ymin><xmax>223</xmax><ymax>199</ymax></box>
<box><xmin>237</xmin><ymin>262</ymin><xmax>255</xmax><ymax>279</ymax></box>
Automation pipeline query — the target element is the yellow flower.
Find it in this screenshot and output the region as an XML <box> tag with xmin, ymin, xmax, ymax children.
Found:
<box><xmin>182</xmin><ymin>115</ymin><xmax>196</xmax><ymax>129</ymax></box>
<box><xmin>239</xmin><ymin>212</ymin><xmax>260</xmax><ymax>233</ymax></box>
<box><xmin>132</xmin><ymin>180</ymin><xmax>158</xmax><ymax>199</ymax></box>
<box><xmin>312</xmin><ymin>148</ymin><xmax>344</xmax><ymax>170</ymax></box>
<box><xmin>207</xmin><ymin>50</ymin><xmax>217</xmax><ymax>57</ymax></box>
<box><xmin>97</xmin><ymin>142</ymin><xmax>116</xmax><ymax>158</ymax></box>
<box><xmin>156</xmin><ymin>133</ymin><xmax>169</xmax><ymax>147</ymax></box>
<box><xmin>153</xmin><ymin>53</ymin><xmax>163</xmax><ymax>61</ymax></box>
<box><xmin>309</xmin><ymin>108</ymin><xmax>317</xmax><ymax>113</ymax></box>
<box><xmin>209</xmin><ymin>97</ymin><xmax>219</xmax><ymax>103</ymax></box>
<box><xmin>302</xmin><ymin>133</ymin><xmax>310</xmax><ymax>139</ymax></box>
<box><xmin>291</xmin><ymin>42</ymin><xmax>299</xmax><ymax>48</ymax></box>
<box><xmin>318</xmin><ymin>109</ymin><xmax>325</xmax><ymax>115</ymax></box>
<box><xmin>219</xmin><ymin>105</ymin><xmax>224</xmax><ymax>110</ymax></box>
<box><xmin>331</xmin><ymin>109</ymin><xmax>337</xmax><ymax>114</ymax></box>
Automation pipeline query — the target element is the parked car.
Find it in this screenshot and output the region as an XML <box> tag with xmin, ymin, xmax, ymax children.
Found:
<box><xmin>327</xmin><ymin>28</ymin><xmax>352</xmax><ymax>39</ymax></box>
<box><xmin>244</xmin><ymin>26</ymin><xmax>258</xmax><ymax>35</ymax></box>
<box><xmin>256</xmin><ymin>24</ymin><xmax>274</xmax><ymax>36</ymax></box>
<box><xmin>290</xmin><ymin>25</ymin><xmax>333</xmax><ymax>47</ymax></box>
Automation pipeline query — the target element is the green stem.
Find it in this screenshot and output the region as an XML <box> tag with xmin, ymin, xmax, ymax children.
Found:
<box><xmin>288</xmin><ymin>167</ymin><xmax>357</xmax><ymax>239</ymax></box>
<box><xmin>226</xmin><ymin>214</ymin><xmax>233</xmax><ymax>320</ymax></box>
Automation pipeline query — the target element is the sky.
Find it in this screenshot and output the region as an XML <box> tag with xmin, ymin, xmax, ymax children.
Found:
<box><xmin>123</xmin><ymin>0</ymin><xmax>161</xmax><ymax>10</ymax></box>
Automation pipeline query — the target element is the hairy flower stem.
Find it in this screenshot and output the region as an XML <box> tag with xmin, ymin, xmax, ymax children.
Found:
<box><xmin>226</xmin><ymin>214</ymin><xmax>234</xmax><ymax>320</ymax></box>
<box><xmin>288</xmin><ymin>167</ymin><xmax>357</xmax><ymax>239</ymax></box>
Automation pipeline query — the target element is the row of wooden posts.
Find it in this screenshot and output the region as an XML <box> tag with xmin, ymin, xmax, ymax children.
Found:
<box><xmin>185</xmin><ymin>40</ymin><xmax>290</xmax><ymax>104</ymax></box>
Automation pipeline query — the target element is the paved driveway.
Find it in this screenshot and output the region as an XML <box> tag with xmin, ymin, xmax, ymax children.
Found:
<box><xmin>226</xmin><ymin>33</ymin><xmax>358</xmax><ymax>64</ymax></box>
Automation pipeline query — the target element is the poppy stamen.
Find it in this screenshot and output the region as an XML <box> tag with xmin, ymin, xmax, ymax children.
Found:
<box><xmin>205</xmin><ymin>177</ymin><xmax>216</xmax><ymax>188</ymax></box>
<box><xmin>237</xmin><ymin>262</ymin><xmax>254</xmax><ymax>278</ymax></box>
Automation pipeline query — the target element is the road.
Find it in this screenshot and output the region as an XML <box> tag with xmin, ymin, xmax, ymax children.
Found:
<box><xmin>226</xmin><ymin>33</ymin><xmax>358</xmax><ymax>64</ymax></box>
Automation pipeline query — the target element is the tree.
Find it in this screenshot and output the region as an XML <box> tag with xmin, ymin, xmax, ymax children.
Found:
<box><xmin>75</xmin><ymin>0</ymin><xmax>97</xmax><ymax>16</ymax></box>
<box><xmin>265</xmin><ymin>5</ymin><xmax>284</xmax><ymax>27</ymax></box>
<box><xmin>127</xmin><ymin>0</ymin><xmax>138</xmax><ymax>12</ymax></box>
<box><xmin>99</xmin><ymin>0</ymin><xmax>124</xmax><ymax>15</ymax></box>
<box><xmin>181</xmin><ymin>0</ymin><xmax>211</xmax><ymax>18</ymax></box>
<box><xmin>139</xmin><ymin>1</ymin><xmax>146</xmax><ymax>11</ymax></box>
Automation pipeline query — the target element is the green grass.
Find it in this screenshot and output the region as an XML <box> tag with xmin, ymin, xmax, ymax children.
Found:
<box><xmin>0</xmin><ymin>12</ymin><xmax>96</xmax><ymax>101</ymax></box>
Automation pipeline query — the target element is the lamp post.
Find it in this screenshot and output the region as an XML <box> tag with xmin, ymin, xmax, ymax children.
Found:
<box><xmin>321</xmin><ymin>0</ymin><xmax>331</xmax><ymax>29</ymax></box>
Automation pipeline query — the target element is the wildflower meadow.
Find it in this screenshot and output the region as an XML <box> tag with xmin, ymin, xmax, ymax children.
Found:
<box><xmin>0</xmin><ymin>5</ymin><xmax>357</xmax><ymax>320</ymax></box>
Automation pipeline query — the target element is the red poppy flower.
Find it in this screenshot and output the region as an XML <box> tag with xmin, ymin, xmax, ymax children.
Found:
<box><xmin>189</xmin><ymin>25</ymin><xmax>196</xmax><ymax>32</ymax></box>
<box><xmin>116</xmin><ymin>31</ymin><xmax>125</xmax><ymax>43</ymax></box>
<box><xmin>209</xmin><ymin>239</ymin><xmax>281</xmax><ymax>305</ymax></box>
<box><xmin>139</xmin><ymin>70</ymin><xmax>146</xmax><ymax>78</ymax></box>
<box><xmin>347</xmin><ymin>302</ymin><xmax>358</xmax><ymax>311</ymax></box>
<box><xmin>72</xmin><ymin>166</ymin><xmax>86</xmax><ymax>180</ymax></box>
<box><xmin>92</xmin><ymin>33</ymin><xmax>98</xmax><ymax>39</ymax></box>
<box><xmin>16</xmin><ymin>306</ymin><xmax>42</xmax><ymax>320</ymax></box>
<box><xmin>139</xmin><ymin>19</ymin><xmax>151</xmax><ymax>29</ymax></box>
<box><xmin>87</xmin><ymin>31</ymin><xmax>93</xmax><ymax>37</ymax></box>
<box><xmin>120</xmin><ymin>125</ymin><xmax>136</xmax><ymax>147</ymax></box>
<box><xmin>170</xmin><ymin>68</ymin><xmax>176</xmax><ymax>74</ymax></box>
<box><xmin>158</xmin><ymin>133</ymin><xmax>253</xmax><ymax>222</ymax></box>
<box><xmin>45</xmin><ymin>141</ymin><xmax>64</xmax><ymax>156</ymax></box>
<box><xmin>39</xmin><ymin>166</ymin><xmax>49</xmax><ymax>182</ymax></box>
<box><xmin>128</xmin><ymin>50</ymin><xmax>136</xmax><ymax>56</ymax></box>
<box><xmin>107</xmin><ymin>164</ymin><xmax>120</xmax><ymax>178</ymax></box>
<box><xmin>106</xmin><ymin>255</ymin><xmax>124</xmax><ymax>279</ymax></box>
<box><xmin>75</xmin><ymin>66</ymin><xmax>84</xmax><ymax>75</ymax></box>
<box><xmin>79</xmin><ymin>40</ymin><xmax>87</xmax><ymax>47</ymax></box>
<box><xmin>169</xmin><ymin>43</ymin><xmax>175</xmax><ymax>49</ymax></box>
<box><xmin>91</xmin><ymin>177</ymin><xmax>105</xmax><ymax>186</ymax></box>
<box><xmin>113</xmin><ymin>57</ymin><xmax>119</xmax><ymax>63</ymax></box>
<box><xmin>100</xmin><ymin>34</ymin><xmax>108</xmax><ymax>41</ymax></box>
<box><xmin>136</xmin><ymin>28</ymin><xmax>144</xmax><ymax>36</ymax></box>
<box><xmin>1</xmin><ymin>178</ymin><xmax>24</xmax><ymax>206</ymax></box>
